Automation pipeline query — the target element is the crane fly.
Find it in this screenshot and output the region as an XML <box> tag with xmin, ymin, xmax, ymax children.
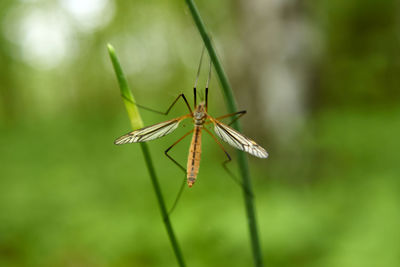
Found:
<box><xmin>114</xmin><ymin>50</ymin><xmax>268</xmax><ymax>188</ymax></box>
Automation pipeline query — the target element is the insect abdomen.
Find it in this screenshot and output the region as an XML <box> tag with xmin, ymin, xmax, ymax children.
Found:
<box><xmin>187</xmin><ymin>126</ymin><xmax>202</xmax><ymax>187</ymax></box>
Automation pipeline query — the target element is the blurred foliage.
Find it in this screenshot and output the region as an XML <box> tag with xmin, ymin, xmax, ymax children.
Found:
<box><xmin>313</xmin><ymin>0</ymin><xmax>400</xmax><ymax>108</ymax></box>
<box><xmin>0</xmin><ymin>0</ymin><xmax>399</xmax><ymax>266</ymax></box>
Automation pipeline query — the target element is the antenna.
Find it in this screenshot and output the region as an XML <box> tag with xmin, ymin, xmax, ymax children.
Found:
<box><xmin>205</xmin><ymin>57</ymin><xmax>211</xmax><ymax>111</ymax></box>
<box><xmin>193</xmin><ymin>46</ymin><xmax>205</xmax><ymax>107</ymax></box>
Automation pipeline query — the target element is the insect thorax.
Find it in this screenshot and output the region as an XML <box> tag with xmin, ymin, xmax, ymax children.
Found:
<box><xmin>193</xmin><ymin>109</ymin><xmax>207</xmax><ymax>126</ymax></box>
<box><xmin>193</xmin><ymin>102</ymin><xmax>207</xmax><ymax>125</ymax></box>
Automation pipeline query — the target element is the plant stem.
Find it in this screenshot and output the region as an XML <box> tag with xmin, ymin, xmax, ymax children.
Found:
<box><xmin>107</xmin><ymin>44</ymin><xmax>186</xmax><ymax>267</ymax></box>
<box><xmin>184</xmin><ymin>1</ymin><xmax>264</xmax><ymax>267</ymax></box>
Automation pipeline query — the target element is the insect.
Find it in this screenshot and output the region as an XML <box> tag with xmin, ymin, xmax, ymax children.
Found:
<box><xmin>114</xmin><ymin>50</ymin><xmax>268</xmax><ymax>188</ymax></box>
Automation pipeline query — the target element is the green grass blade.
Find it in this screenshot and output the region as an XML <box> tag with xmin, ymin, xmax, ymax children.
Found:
<box><xmin>107</xmin><ymin>44</ymin><xmax>186</xmax><ymax>267</ymax></box>
<box><xmin>184</xmin><ymin>1</ymin><xmax>264</xmax><ymax>267</ymax></box>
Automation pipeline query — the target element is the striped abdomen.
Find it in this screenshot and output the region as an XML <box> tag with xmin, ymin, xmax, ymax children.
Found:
<box><xmin>187</xmin><ymin>126</ymin><xmax>202</xmax><ymax>187</ymax></box>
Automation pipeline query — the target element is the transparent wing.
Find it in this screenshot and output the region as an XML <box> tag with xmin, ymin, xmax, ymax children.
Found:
<box><xmin>115</xmin><ymin>117</ymin><xmax>183</xmax><ymax>145</ymax></box>
<box><xmin>212</xmin><ymin>119</ymin><xmax>268</xmax><ymax>158</ymax></box>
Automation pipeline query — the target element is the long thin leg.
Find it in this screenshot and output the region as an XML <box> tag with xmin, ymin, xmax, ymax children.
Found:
<box><xmin>216</xmin><ymin>110</ymin><xmax>247</xmax><ymax>126</ymax></box>
<box><xmin>168</xmin><ymin>176</ymin><xmax>186</xmax><ymax>215</ymax></box>
<box><xmin>203</xmin><ymin>128</ymin><xmax>252</xmax><ymax>197</ymax></box>
<box><xmin>164</xmin><ymin>129</ymin><xmax>194</xmax><ymax>214</ymax></box>
<box><xmin>205</xmin><ymin>59</ymin><xmax>211</xmax><ymax>111</ymax></box>
<box><xmin>204</xmin><ymin>110</ymin><xmax>247</xmax><ymax>126</ymax></box>
<box><xmin>194</xmin><ymin>46</ymin><xmax>206</xmax><ymax>107</ymax></box>
<box><xmin>122</xmin><ymin>93</ymin><xmax>193</xmax><ymax>115</ymax></box>
<box><xmin>165</xmin><ymin>129</ymin><xmax>194</xmax><ymax>173</ymax></box>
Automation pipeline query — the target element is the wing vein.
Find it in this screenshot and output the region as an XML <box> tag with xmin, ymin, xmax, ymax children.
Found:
<box><xmin>114</xmin><ymin>116</ymin><xmax>187</xmax><ymax>144</ymax></box>
<box><xmin>211</xmin><ymin>119</ymin><xmax>268</xmax><ymax>158</ymax></box>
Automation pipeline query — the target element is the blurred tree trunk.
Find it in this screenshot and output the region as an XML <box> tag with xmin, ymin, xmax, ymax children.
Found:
<box><xmin>230</xmin><ymin>0</ymin><xmax>317</xmax><ymax>145</ymax></box>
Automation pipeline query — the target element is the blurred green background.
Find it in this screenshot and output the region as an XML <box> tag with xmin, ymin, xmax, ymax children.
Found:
<box><xmin>1</xmin><ymin>0</ymin><xmax>399</xmax><ymax>266</ymax></box>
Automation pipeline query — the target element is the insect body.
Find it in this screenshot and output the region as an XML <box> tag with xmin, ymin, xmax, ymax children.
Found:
<box><xmin>187</xmin><ymin>102</ymin><xmax>206</xmax><ymax>187</ymax></box>
<box><xmin>114</xmin><ymin>52</ymin><xmax>268</xmax><ymax>188</ymax></box>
